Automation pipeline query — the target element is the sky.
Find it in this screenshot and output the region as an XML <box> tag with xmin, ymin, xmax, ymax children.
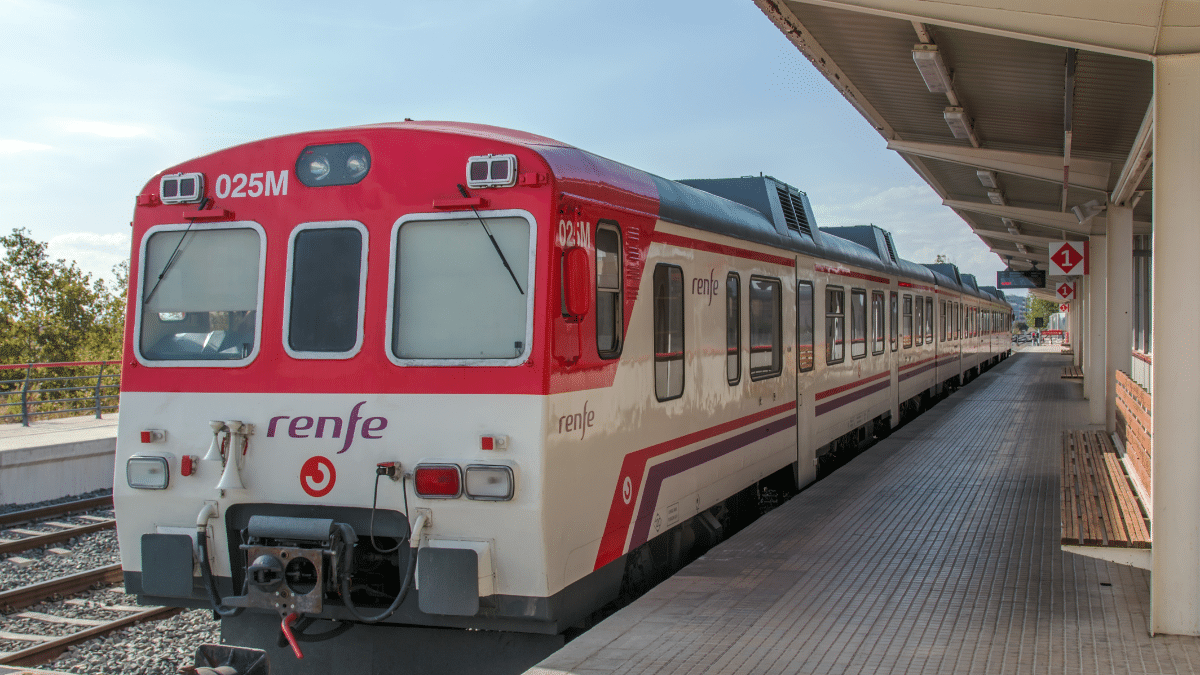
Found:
<box><xmin>0</xmin><ymin>0</ymin><xmax>1009</xmax><ymax>291</ymax></box>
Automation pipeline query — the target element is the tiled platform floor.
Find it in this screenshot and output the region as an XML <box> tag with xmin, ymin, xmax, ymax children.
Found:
<box><xmin>530</xmin><ymin>351</ymin><xmax>1200</xmax><ymax>674</ymax></box>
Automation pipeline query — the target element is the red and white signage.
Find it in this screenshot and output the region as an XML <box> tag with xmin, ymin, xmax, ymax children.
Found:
<box><xmin>1050</xmin><ymin>241</ymin><xmax>1088</xmax><ymax>276</ymax></box>
<box><xmin>1055</xmin><ymin>281</ymin><xmax>1076</xmax><ymax>302</ymax></box>
<box><xmin>1060</xmin><ymin>303</ymin><xmax>1070</xmax><ymax>313</ymax></box>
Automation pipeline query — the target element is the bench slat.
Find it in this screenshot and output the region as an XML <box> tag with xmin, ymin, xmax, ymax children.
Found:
<box><xmin>1078</xmin><ymin>432</ymin><xmax>1113</xmax><ymax>545</ymax></box>
<box><xmin>1065</xmin><ymin>429</ymin><xmax>1084</xmax><ymax>540</ymax></box>
<box><xmin>1061</xmin><ymin>433</ymin><xmax>1080</xmax><ymax>545</ymax></box>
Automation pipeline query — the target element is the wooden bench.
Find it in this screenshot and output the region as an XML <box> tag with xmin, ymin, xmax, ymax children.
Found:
<box><xmin>1061</xmin><ymin>430</ymin><xmax>1150</xmax><ymax>549</ymax></box>
<box><xmin>1061</xmin><ymin>366</ymin><xmax>1083</xmax><ymax>379</ymax></box>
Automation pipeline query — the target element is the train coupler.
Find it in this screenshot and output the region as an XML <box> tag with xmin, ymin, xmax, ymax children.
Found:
<box><xmin>223</xmin><ymin>515</ymin><xmax>357</xmax><ymax>615</ymax></box>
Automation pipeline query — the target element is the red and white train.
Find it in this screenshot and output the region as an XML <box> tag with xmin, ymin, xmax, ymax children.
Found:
<box><xmin>114</xmin><ymin>121</ymin><xmax>1012</xmax><ymax>673</ymax></box>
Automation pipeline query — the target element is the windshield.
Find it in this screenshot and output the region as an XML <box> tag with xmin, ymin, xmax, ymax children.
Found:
<box><xmin>139</xmin><ymin>226</ymin><xmax>262</xmax><ymax>362</ymax></box>
<box><xmin>392</xmin><ymin>214</ymin><xmax>532</xmax><ymax>362</ymax></box>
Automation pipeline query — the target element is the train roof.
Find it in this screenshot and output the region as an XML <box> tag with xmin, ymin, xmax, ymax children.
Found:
<box><xmin>275</xmin><ymin>121</ymin><xmax>1007</xmax><ymax>302</ymax></box>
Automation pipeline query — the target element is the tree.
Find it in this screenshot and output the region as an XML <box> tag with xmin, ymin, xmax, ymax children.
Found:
<box><xmin>0</xmin><ymin>228</ymin><xmax>126</xmax><ymax>365</ymax></box>
<box><xmin>1024</xmin><ymin>296</ymin><xmax>1059</xmax><ymax>331</ymax></box>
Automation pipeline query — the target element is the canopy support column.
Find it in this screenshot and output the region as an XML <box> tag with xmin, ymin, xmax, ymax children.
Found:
<box><xmin>1151</xmin><ymin>52</ymin><xmax>1200</xmax><ymax>637</ymax></box>
<box><xmin>1106</xmin><ymin>204</ymin><xmax>1133</xmax><ymax>431</ymax></box>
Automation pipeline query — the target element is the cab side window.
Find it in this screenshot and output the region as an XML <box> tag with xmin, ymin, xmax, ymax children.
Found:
<box><xmin>595</xmin><ymin>223</ymin><xmax>622</xmax><ymax>358</ymax></box>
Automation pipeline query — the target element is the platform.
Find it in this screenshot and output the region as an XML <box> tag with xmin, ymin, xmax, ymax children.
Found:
<box><xmin>529</xmin><ymin>351</ymin><xmax>1200</xmax><ymax>674</ymax></box>
<box><xmin>0</xmin><ymin>415</ymin><xmax>117</xmax><ymax>506</ymax></box>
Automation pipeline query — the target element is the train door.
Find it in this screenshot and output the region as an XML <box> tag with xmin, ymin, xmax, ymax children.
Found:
<box><xmin>794</xmin><ymin>262</ymin><xmax>817</xmax><ymax>488</ymax></box>
<box><xmin>888</xmin><ymin>287</ymin><xmax>900</xmax><ymax>427</ymax></box>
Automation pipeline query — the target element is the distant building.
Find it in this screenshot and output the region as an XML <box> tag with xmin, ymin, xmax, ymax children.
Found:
<box><xmin>1006</xmin><ymin>294</ymin><xmax>1028</xmax><ymax>326</ymax></box>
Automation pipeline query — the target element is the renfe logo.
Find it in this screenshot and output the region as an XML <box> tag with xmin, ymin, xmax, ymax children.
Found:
<box><xmin>268</xmin><ymin>402</ymin><xmax>387</xmax><ymax>454</ymax></box>
<box><xmin>692</xmin><ymin>269</ymin><xmax>718</xmax><ymax>306</ymax></box>
<box><xmin>301</xmin><ymin>456</ymin><xmax>336</xmax><ymax>498</ymax></box>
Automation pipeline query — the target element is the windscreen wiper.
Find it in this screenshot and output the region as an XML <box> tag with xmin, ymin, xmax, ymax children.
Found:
<box><xmin>457</xmin><ymin>184</ymin><xmax>524</xmax><ymax>295</ymax></box>
<box><xmin>144</xmin><ymin>198</ymin><xmax>209</xmax><ymax>303</ymax></box>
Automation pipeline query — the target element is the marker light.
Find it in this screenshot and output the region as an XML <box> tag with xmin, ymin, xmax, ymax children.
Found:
<box><xmin>480</xmin><ymin>435</ymin><xmax>508</xmax><ymax>451</ymax></box>
<box><xmin>465</xmin><ymin>465</ymin><xmax>514</xmax><ymax>501</ymax></box>
<box><xmin>127</xmin><ymin>455</ymin><xmax>169</xmax><ymax>490</ymax></box>
<box><xmin>140</xmin><ymin>429</ymin><xmax>166</xmax><ymax>443</ymax></box>
<box><xmin>465</xmin><ymin>154</ymin><xmax>518</xmax><ymax>189</ymax></box>
<box><xmin>296</xmin><ymin>142</ymin><xmax>371</xmax><ymax>187</ymax></box>
<box><xmin>414</xmin><ymin>464</ymin><xmax>461</xmax><ymax>498</ymax></box>
<box><xmin>159</xmin><ymin>172</ymin><xmax>205</xmax><ymax>204</ymax></box>
<box><xmin>181</xmin><ymin>455</ymin><xmax>197</xmax><ymax>477</ymax></box>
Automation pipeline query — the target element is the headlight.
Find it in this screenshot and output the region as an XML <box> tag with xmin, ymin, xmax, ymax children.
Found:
<box><xmin>464</xmin><ymin>465</ymin><xmax>514</xmax><ymax>501</ymax></box>
<box><xmin>127</xmin><ymin>455</ymin><xmax>170</xmax><ymax>490</ymax></box>
<box><xmin>345</xmin><ymin>152</ymin><xmax>370</xmax><ymax>179</ymax></box>
<box><xmin>306</xmin><ymin>155</ymin><xmax>331</xmax><ymax>182</ymax></box>
<box><xmin>296</xmin><ymin>142</ymin><xmax>371</xmax><ymax>187</ymax></box>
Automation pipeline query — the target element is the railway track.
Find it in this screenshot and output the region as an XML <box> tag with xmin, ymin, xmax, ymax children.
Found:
<box><xmin>0</xmin><ymin>565</ymin><xmax>181</xmax><ymax>668</ymax></box>
<box><xmin>0</xmin><ymin>496</ymin><xmax>112</xmax><ymax>529</ymax></box>
<box><xmin>0</xmin><ymin>496</ymin><xmax>115</xmax><ymax>557</ymax></box>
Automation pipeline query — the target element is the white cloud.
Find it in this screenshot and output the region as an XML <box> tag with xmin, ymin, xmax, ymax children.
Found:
<box><xmin>0</xmin><ymin>139</ymin><xmax>52</xmax><ymax>153</ymax></box>
<box><xmin>47</xmin><ymin>231</ymin><xmax>131</xmax><ymax>282</ymax></box>
<box><xmin>61</xmin><ymin>120</ymin><xmax>149</xmax><ymax>138</ymax></box>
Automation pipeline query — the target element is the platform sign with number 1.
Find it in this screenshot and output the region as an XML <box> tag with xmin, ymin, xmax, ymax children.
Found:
<box><xmin>1050</xmin><ymin>241</ymin><xmax>1088</xmax><ymax>276</ymax></box>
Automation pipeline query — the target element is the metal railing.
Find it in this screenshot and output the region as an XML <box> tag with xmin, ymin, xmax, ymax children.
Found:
<box><xmin>0</xmin><ymin>360</ymin><xmax>121</xmax><ymax>426</ymax></box>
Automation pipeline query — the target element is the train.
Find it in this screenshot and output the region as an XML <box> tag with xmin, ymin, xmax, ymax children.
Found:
<box><xmin>113</xmin><ymin>121</ymin><xmax>1012</xmax><ymax>674</ymax></box>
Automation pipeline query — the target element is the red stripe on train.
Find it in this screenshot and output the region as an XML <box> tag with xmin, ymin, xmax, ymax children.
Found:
<box><xmin>593</xmin><ymin>401</ymin><xmax>795</xmax><ymax>570</ymax></box>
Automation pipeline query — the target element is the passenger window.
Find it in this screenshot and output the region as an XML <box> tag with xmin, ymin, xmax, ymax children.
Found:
<box><xmin>889</xmin><ymin>291</ymin><xmax>898</xmax><ymax>352</ymax></box>
<box><xmin>825</xmin><ymin>286</ymin><xmax>845</xmax><ymax>364</ymax></box>
<box><xmin>654</xmin><ymin>265</ymin><xmax>684</xmax><ymax>401</ymax></box>
<box><xmin>871</xmin><ymin>291</ymin><xmax>885</xmax><ymax>355</ymax></box>
<box><xmin>850</xmin><ymin>288</ymin><xmax>867</xmax><ymax>359</ymax></box>
<box><xmin>139</xmin><ymin>225</ymin><xmax>263</xmax><ymax>364</ymax></box>
<box><xmin>902</xmin><ymin>295</ymin><xmax>913</xmax><ymax>348</ymax></box>
<box><xmin>940</xmin><ymin>300</ymin><xmax>947</xmax><ymax>342</ymax></box>
<box><xmin>596</xmin><ymin>223</ymin><xmax>622</xmax><ymax>358</ymax></box>
<box><xmin>392</xmin><ymin>213</ymin><xmax>532</xmax><ymax>362</ymax></box>
<box><xmin>286</xmin><ymin>223</ymin><xmax>366</xmax><ymax>357</ymax></box>
<box><xmin>749</xmin><ymin>277</ymin><xmax>782</xmax><ymax>379</ymax></box>
<box><xmin>797</xmin><ymin>280</ymin><xmax>814</xmax><ymax>372</ymax></box>
<box><xmin>726</xmin><ymin>273</ymin><xmax>740</xmax><ymax>384</ymax></box>
<box><xmin>915</xmin><ymin>295</ymin><xmax>924</xmax><ymax>346</ymax></box>
<box><xmin>925</xmin><ymin>297</ymin><xmax>934</xmax><ymax>343</ymax></box>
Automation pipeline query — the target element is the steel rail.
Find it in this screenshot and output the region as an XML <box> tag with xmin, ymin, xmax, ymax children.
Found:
<box><xmin>0</xmin><ymin>564</ymin><xmax>124</xmax><ymax>612</ymax></box>
<box><xmin>0</xmin><ymin>520</ymin><xmax>115</xmax><ymax>556</ymax></box>
<box><xmin>0</xmin><ymin>606</ymin><xmax>182</xmax><ymax>667</ymax></box>
<box><xmin>0</xmin><ymin>496</ymin><xmax>113</xmax><ymax>528</ymax></box>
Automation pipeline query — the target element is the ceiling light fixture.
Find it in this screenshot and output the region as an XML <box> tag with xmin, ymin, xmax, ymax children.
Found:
<box><xmin>912</xmin><ymin>44</ymin><xmax>953</xmax><ymax>94</ymax></box>
<box><xmin>943</xmin><ymin>107</ymin><xmax>980</xmax><ymax>147</ymax></box>
<box><xmin>976</xmin><ymin>170</ymin><xmax>998</xmax><ymax>189</ymax></box>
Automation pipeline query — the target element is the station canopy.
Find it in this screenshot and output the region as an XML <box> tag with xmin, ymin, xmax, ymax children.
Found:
<box><xmin>754</xmin><ymin>1</ymin><xmax>1200</xmax><ymax>299</ymax></box>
